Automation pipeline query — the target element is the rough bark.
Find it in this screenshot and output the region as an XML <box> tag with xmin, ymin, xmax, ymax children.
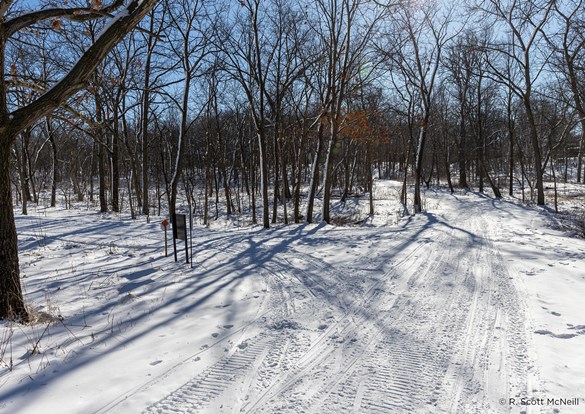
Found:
<box><xmin>0</xmin><ymin>141</ymin><xmax>28</xmax><ymax>321</ymax></box>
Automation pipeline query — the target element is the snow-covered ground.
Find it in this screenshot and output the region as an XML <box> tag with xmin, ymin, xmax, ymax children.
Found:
<box><xmin>1</xmin><ymin>181</ymin><xmax>584</xmax><ymax>414</ymax></box>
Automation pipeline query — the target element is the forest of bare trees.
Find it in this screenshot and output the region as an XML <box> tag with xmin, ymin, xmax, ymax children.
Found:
<box><xmin>2</xmin><ymin>0</ymin><xmax>584</xmax><ymax>320</ymax></box>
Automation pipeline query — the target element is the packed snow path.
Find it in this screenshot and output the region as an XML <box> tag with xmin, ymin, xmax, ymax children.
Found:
<box><xmin>5</xmin><ymin>186</ymin><xmax>585</xmax><ymax>413</ymax></box>
<box><xmin>109</xmin><ymin>192</ymin><xmax>564</xmax><ymax>413</ymax></box>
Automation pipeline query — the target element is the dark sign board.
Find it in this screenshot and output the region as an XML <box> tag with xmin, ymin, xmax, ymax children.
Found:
<box><xmin>172</xmin><ymin>213</ymin><xmax>189</xmax><ymax>264</ymax></box>
<box><xmin>173</xmin><ymin>214</ymin><xmax>187</xmax><ymax>241</ymax></box>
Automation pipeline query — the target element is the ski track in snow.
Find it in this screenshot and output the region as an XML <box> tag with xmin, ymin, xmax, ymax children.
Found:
<box><xmin>118</xmin><ymin>193</ymin><xmax>539</xmax><ymax>414</ymax></box>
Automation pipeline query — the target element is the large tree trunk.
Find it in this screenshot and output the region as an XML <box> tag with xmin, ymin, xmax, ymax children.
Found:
<box><xmin>0</xmin><ymin>140</ymin><xmax>29</xmax><ymax>321</ymax></box>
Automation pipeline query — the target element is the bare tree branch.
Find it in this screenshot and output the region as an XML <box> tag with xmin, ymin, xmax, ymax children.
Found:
<box><xmin>3</xmin><ymin>0</ymin><xmax>125</xmax><ymax>37</ymax></box>
<box><xmin>7</xmin><ymin>0</ymin><xmax>160</xmax><ymax>138</ymax></box>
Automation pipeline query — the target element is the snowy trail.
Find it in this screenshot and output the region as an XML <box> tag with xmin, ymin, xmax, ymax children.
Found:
<box><xmin>125</xmin><ymin>193</ymin><xmax>537</xmax><ymax>413</ymax></box>
<box><xmin>5</xmin><ymin>186</ymin><xmax>585</xmax><ymax>414</ymax></box>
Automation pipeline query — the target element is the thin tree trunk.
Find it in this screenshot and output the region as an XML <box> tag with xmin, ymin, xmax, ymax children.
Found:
<box><xmin>413</xmin><ymin>115</ymin><xmax>429</xmax><ymax>213</ymax></box>
<box><xmin>98</xmin><ymin>141</ymin><xmax>107</xmax><ymax>212</ymax></box>
<box><xmin>46</xmin><ymin>118</ymin><xmax>58</xmax><ymax>207</ymax></box>
<box><xmin>16</xmin><ymin>135</ymin><xmax>28</xmax><ymax>215</ymax></box>
<box><xmin>367</xmin><ymin>142</ymin><xmax>374</xmax><ymax>215</ymax></box>
<box><xmin>272</xmin><ymin>133</ymin><xmax>280</xmax><ymax>224</ymax></box>
<box><xmin>280</xmin><ymin>139</ymin><xmax>288</xmax><ymax>225</ymax></box>
<box><xmin>458</xmin><ymin>111</ymin><xmax>467</xmax><ymax>188</ymax></box>
<box><xmin>111</xmin><ymin>104</ymin><xmax>120</xmax><ymax>212</ymax></box>
<box><xmin>445</xmin><ymin>146</ymin><xmax>454</xmax><ymax>193</ymax></box>
<box><xmin>170</xmin><ymin>73</ymin><xmax>191</xmax><ymax>220</ymax></box>
<box><xmin>525</xmin><ymin>102</ymin><xmax>545</xmax><ymax>205</ymax></box>
<box><xmin>306</xmin><ymin>122</ymin><xmax>324</xmax><ymax>223</ymax></box>
<box><xmin>258</xmin><ymin>129</ymin><xmax>270</xmax><ymax>228</ymax></box>
<box><xmin>322</xmin><ymin>118</ymin><xmax>339</xmax><ymax>224</ymax></box>
<box><xmin>577</xmin><ymin>128</ymin><xmax>584</xmax><ymax>183</ymax></box>
<box><xmin>507</xmin><ymin>93</ymin><xmax>515</xmax><ymax>196</ymax></box>
<box><xmin>141</xmin><ymin>14</ymin><xmax>156</xmax><ymax>216</ymax></box>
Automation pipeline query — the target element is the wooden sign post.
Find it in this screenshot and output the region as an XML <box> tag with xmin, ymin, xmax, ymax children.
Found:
<box><xmin>161</xmin><ymin>219</ymin><xmax>169</xmax><ymax>257</ymax></box>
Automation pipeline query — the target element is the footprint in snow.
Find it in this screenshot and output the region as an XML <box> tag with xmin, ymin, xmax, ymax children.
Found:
<box><xmin>534</xmin><ymin>330</ymin><xmax>577</xmax><ymax>339</ymax></box>
<box><xmin>211</xmin><ymin>332</ymin><xmax>219</xmax><ymax>338</ymax></box>
<box><xmin>567</xmin><ymin>324</ymin><xmax>585</xmax><ymax>335</ymax></box>
<box><xmin>223</xmin><ymin>324</ymin><xmax>234</xmax><ymax>329</ymax></box>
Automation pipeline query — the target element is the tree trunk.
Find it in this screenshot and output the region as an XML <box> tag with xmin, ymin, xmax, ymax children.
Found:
<box><xmin>367</xmin><ymin>142</ymin><xmax>374</xmax><ymax>215</ymax></box>
<box><xmin>0</xmin><ymin>140</ymin><xmax>29</xmax><ymax>321</ymax></box>
<box><xmin>16</xmin><ymin>135</ymin><xmax>28</xmax><ymax>215</ymax></box>
<box><xmin>170</xmin><ymin>74</ymin><xmax>191</xmax><ymax>220</ymax></box>
<box><xmin>480</xmin><ymin>159</ymin><xmax>502</xmax><ymax>199</ymax></box>
<box><xmin>413</xmin><ymin>117</ymin><xmax>429</xmax><ymax>213</ymax></box>
<box><xmin>507</xmin><ymin>93</ymin><xmax>515</xmax><ymax>196</ymax></box>
<box><xmin>272</xmin><ymin>133</ymin><xmax>280</xmax><ymax>224</ymax></box>
<box><xmin>306</xmin><ymin>122</ymin><xmax>323</xmax><ymax>223</ymax></box>
<box><xmin>141</xmin><ymin>14</ymin><xmax>156</xmax><ymax>217</ymax></box>
<box><xmin>47</xmin><ymin>118</ymin><xmax>58</xmax><ymax>207</ymax></box>
<box><xmin>525</xmin><ymin>102</ymin><xmax>545</xmax><ymax>205</ymax></box>
<box><xmin>322</xmin><ymin>118</ymin><xmax>339</xmax><ymax>224</ymax></box>
<box><xmin>111</xmin><ymin>123</ymin><xmax>120</xmax><ymax>212</ymax></box>
<box><xmin>577</xmin><ymin>128</ymin><xmax>584</xmax><ymax>184</ymax></box>
<box><xmin>445</xmin><ymin>146</ymin><xmax>454</xmax><ymax>194</ymax></box>
<box><xmin>98</xmin><ymin>140</ymin><xmax>108</xmax><ymax>212</ymax></box>
<box><xmin>258</xmin><ymin>129</ymin><xmax>270</xmax><ymax>228</ymax></box>
<box><xmin>292</xmin><ymin>127</ymin><xmax>306</xmax><ymax>223</ymax></box>
<box><xmin>458</xmin><ymin>111</ymin><xmax>467</xmax><ymax>188</ymax></box>
<box><xmin>280</xmin><ymin>139</ymin><xmax>289</xmax><ymax>225</ymax></box>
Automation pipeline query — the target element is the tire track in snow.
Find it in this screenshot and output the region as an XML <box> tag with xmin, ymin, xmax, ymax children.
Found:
<box><xmin>313</xmin><ymin>205</ymin><xmax>507</xmax><ymax>414</ymax></box>
<box><xmin>241</xmin><ymin>228</ymin><xmax>440</xmax><ymax>413</ymax></box>
<box><xmin>142</xmin><ymin>333</ymin><xmax>272</xmax><ymax>414</ymax></box>
<box><xmin>96</xmin><ymin>242</ymin><xmax>300</xmax><ymax>414</ymax></box>
<box><xmin>433</xmin><ymin>200</ymin><xmax>532</xmax><ymax>413</ymax></box>
<box><xmin>347</xmin><ymin>223</ymin><xmax>458</xmax><ymax>414</ymax></box>
<box><xmin>108</xmin><ymin>193</ymin><xmax>537</xmax><ymax>414</ymax></box>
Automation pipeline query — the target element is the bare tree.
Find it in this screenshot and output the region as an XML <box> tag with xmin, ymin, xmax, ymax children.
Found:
<box><xmin>381</xmin><ymin>0</ymin><xmax>457</xmax><ymax>212</ymax></box>
<box><xmin>477</xmin><ymin>0</ymin><xmax>555</xmax><ymax>205</ymax></box>
<box><xmin>165</xmin><ymin>0</ymin><xmax>210</xmax><ymax>220</ymax></box>
<box><xmin>552</xmin><ymin>0</ymin><xmax>585</xmax><ymax>183</ymax></box>
<box><xmin>313</xmin><ymin>0</ymin><xmax>384</xmax><ymax>223</ymax></box>
<box><xmin>444</xmin><ymin>31</ymin><xmax>484</xmax><ymax>189</ymax></box>
<box><xmin>0</xmin><ymin>0</ymin><xmax>160</xmax><ymax>322</ymax></box>
<box><xmin>216</xmin><ymin>0</ymin><xmax>275</xmax><ymax>228</ymax></box>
